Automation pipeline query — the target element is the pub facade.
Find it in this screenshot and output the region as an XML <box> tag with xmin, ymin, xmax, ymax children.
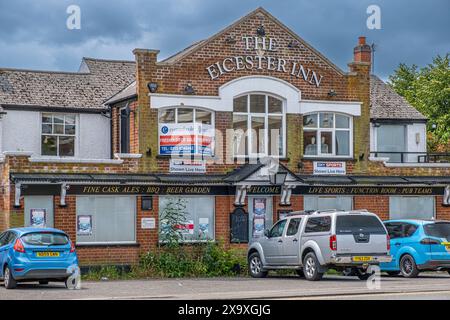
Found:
<box><xmin>1</xmin><ymin>8</ymin><xmax>449</xmax><ymax>266</ymax></box>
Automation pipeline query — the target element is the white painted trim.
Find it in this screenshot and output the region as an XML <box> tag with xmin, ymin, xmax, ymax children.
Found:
<box><xmin>150</xmin><ymin>75</ymin><xmax>302</xmax><ymax>113</ymax></box>
<box><xmin>384</xmin><ymin>162</ymin><xmax>450</xmax><ymax>168</ymax></box>
<box><xmin>28</xmin><ymin>157</ymin><xmax>124</xmax><ymax>164</ymax></box>
<box><xmin>114</xmin><ymin>153</ymin><xmax>143</xmax><ymax>159</ymax></box>
<box><xmin>300</xmin><ymin>101</ymin><xmax>361</xmax><ymax>116</ymax></box>
<box><xmin>2</xmin><ymin>151</ymin><xmax>34</xmax><ymax>157</ymax></box>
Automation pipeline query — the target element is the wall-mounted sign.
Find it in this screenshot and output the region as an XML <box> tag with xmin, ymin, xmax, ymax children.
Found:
<box><xmin>77</xmin><ymin>215</ymin><xmax>92</xmax><ymax>235</ymax></box>
<box><xmin>159</xmin><ymin>123</ymin><xmax>213</xmax><ymax>156</ymax></box>
<box><xmin>30</xmin><ymin>208</ymin><xmax>46</xmax><ymax>228</ymax></box>
<box><xmin>293</xmin><ymin>186</ymin><xmax>444</xmax><ymax>196</ymax></box>
<box><xmin>141</xmin><ymin>218</ymin><xmax>156</xmax><ymax>229</ymax></box>
<box><xmin>313</xmin><ymin>161</ymin><xmax>346</xmax><ymax>175</ymax></box>
<box><xmin>206</xmin><ymin>36</ymin><xmax>323</xmax><ymax>87</ymax></box>
<box><xmin>169</xmin><ymin>159</ymin><xmax>206</xmax><ymax>174</ymax></box>
<box><xmin>230</xmin><ymin>207</ymin><xmax>248</xmax><ymax>243</ymax></box>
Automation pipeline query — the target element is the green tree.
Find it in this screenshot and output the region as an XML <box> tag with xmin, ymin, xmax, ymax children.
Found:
<box><xmin>159</xmin><ymin>197</ymin><xmax>188</xmax><ymax>245</ymax></box>
<box><xmin>389</xmin><ymin>54</ymin><xmax>450</xmax><ymax>151</ymax></box>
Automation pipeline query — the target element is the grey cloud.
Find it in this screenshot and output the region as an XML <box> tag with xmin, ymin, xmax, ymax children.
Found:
<box><xmin>0</xmin><ymin>0</ymin><xmax>448</xmax><ymax>79</ymax></box>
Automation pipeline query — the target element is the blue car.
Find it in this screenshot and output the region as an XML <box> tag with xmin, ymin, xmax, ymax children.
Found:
<box><xmin>381</xmin><ymin>220</ymin><xmax>450</xmax><ymax>278</ymax></box>
<box><xmin>0</xmin><ymin>227</ymin><xmax>78</xmax><ymax>289</ymax></box>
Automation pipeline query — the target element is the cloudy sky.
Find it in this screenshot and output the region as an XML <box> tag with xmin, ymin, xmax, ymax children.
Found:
<box><xmin>0</xmin><ymin>0</ymin><xmax>448</xmax><ymax>79</ymax></box>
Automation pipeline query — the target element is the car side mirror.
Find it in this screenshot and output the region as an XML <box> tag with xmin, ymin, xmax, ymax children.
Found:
<box><xmin>264</xmin><ymin>229</ymin><xmax>270</xmax><ymax>237</ymax></box>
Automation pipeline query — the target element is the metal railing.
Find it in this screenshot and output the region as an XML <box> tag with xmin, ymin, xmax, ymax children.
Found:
<box><xmin>370</xmin><ymin>151</ymin><xmax>450</xmax><ymax>163</ymax></box>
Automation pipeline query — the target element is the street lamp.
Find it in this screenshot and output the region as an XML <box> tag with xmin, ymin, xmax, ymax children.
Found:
<box><xmin>269</xmin><ymin>169</ymin><xmax>288</xmax><ymax>185</ymax></box>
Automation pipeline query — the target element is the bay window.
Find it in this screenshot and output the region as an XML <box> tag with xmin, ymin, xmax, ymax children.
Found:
<box><xmin>303</xmin><ymin>112</ymin><xmax>352</xmax><ymax>157</ymax></box>
<box><xmin>233</xmin><ymin>94</ymin><xmax>285</xmax><ymax>157</ymax></box>
<box><xmin>41</xmin><ymin>113</ymin><xmax>76</xmax><ymax>157</ymax></box>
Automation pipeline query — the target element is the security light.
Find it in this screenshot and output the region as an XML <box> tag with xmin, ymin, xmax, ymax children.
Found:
<box><xmin>147</xmin><ymin>82</ymin><xmax>158</xmax><ymax>93</ymax></box>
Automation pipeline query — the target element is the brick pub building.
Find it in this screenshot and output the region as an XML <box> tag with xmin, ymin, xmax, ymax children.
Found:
<box><xmin>0</xmin><ymin>8</ymin><xmax>449</xmax><ymax>267</ymax></box>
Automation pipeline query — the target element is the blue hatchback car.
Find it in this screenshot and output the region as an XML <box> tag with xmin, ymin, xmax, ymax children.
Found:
<box><xmin>380</xmin><ymin>220</ymin><xmax>450</xmax><ymax>278</ymax></box>
<box><xmin>0</xmin><ymin>227</ymin><xmax>78</xmax><ymax>289</ymax></box>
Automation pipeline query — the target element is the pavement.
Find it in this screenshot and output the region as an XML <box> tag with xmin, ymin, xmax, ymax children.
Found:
<box><xmin>0</xmin><ymin>273</ymin><xmax>449</xmax><ymax>300</ymax></box>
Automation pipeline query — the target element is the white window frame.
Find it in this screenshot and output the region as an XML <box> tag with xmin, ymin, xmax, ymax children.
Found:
<box><xmin>40</xmin><ymin>112</ymin><xmax>78</xmax><ymax>158</ymax></box>
<box><xmin>232</xmin><ymin>93</ymin><xmax>286</xmax><ymax>158</ymax></box>
<box><xmin>157</xmin><ymin>107</ymin><xmax>215</xmax><ymax>156</ymax></box>
<box><xmin>119</xmin><ymin>105</ymin><xmax>130</xmax><ymax>154</ymax></box>
<box><xmin>75</xmin><ymin>195</ymin><xmax>137</xmax><ymax>245</ymax></box>
<box><xmin>303</xmin><ymin>112</ymin><xmax>353</xmax><ymax>158</ymax></box>
<box><xmin>158</xmin><ymin>195</ymin><xmax>216</xmax><ymax>243</ymax></box>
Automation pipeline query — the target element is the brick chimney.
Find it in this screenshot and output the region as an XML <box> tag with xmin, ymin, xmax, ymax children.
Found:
<box><xmin>353</xmin><ymin>36</ymin><xmax>372</xmax><ymax>64</ymax></box>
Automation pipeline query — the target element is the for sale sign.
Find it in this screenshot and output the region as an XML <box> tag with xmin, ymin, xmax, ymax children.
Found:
<box><xmin>159</xmin><ymin>123</ymin><xmax>213</xmax><ymax>156</ymax></box>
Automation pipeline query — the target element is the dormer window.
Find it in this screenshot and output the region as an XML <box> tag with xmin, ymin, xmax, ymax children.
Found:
<box><xmin>41</xmin><ymin>113</ymin><xmax>76</xmax><ymax>157</ymax></box>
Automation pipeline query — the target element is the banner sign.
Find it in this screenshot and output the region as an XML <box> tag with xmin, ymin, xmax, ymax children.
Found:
<box><xmin>313</xmin><ymin>161</ymin><xmax>346</xmax><ymax>175</ymax></box>
<box><xmin>252</xmin><ymin>198</ymin><xmax>267</xmax><ymax>238</ymax></box>
<box><xmin>169</xmin><ymin>159</ymin><xmax>206</xmax><ymax>173</ymax></box>
<box><xmin>293</xmin><ymin>186</ymin><xmax>445</xmax><ymax>196</ymax></box>
<box><xmin>159</xmin><ymin>123</ymin><xmax>213</xmax><ymax>156</ymax></box>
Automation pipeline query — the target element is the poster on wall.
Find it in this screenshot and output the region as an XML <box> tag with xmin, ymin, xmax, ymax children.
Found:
<box><xmin>176</xmin><ymin>220</ymin><xmax>195</xmax><ymax>235</ymax></box>
<box><xmin>198</xmin><ymin>218</ymin><xmax>209</xmax><ymax>240</ymax></box>
<box><xmin>252</xmin><ymin>217</ymin><xmax>265</xmax><ymax>238</ymax></box>
<box><xmin>253</xmin><ymin>198</ymin><xmax>266</xmax><ymax>216</ymax></box>
<box><xmin>30</xmin><ymin>209</ymin><xmax>46</xmax><ymax>228</ymax></box>
<box><xmin>77</xmin><ymin>215</ymin><xmax>92</xmax><ymax>235</ymax></box>
<box><xmin>159</xmin><ymin>123</ymin><xmax>214</xmax><ymax>156</ymax></box>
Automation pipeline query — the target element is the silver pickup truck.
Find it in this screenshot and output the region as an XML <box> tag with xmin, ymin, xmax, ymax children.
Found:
<box><xmin>247</xmin><ymin>210</ymin><xmax>392</xmax><ymax>281</ymax></box>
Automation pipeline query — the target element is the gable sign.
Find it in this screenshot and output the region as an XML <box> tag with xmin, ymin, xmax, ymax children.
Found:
<box><xmin>206</xmin><ymin>35</ymin><xmax>323</xmax><ymax>87</ymax></box>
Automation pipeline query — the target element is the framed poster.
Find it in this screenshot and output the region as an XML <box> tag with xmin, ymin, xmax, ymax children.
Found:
<box><xmin>253</xmin><ymin>198</ymin><xmax>266</xmax><ymax>216</ymax></box>
<box><xmin>77</xmin><ymin>215</ymin><xmax>92</xmax><ymax>235</ymax></box>
<box><xmin>252</xmin><ymin>216</ymin><xmax>265</xmax><ymax>238</ymax></box>
<box><xmin>198</xmin><ymin>218</ymin><xmax>209</xmax><ymax>240</ymax></box>
<box><xmin>30</xmin><ymin>209</ymin><xmax>46</xmax><ymax>228</ymax></box>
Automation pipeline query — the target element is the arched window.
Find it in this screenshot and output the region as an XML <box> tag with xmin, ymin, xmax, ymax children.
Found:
<box><xmin>232</xmin><ymin>94</ymin><xmax>285</xmax><ymax>157</ymax></box>
<box><xmin>158</xmin><ymin>107</ymin><xmax>214</xmax><ymax>156</ymax></box>
<box><xmin>303</xmin><ymin>112</ymin><xmax>352</xmax><ymax>157</ymax></box>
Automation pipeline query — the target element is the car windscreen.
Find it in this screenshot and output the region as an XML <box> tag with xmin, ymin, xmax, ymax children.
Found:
<box><xmin>424</xmin><ymin>223</ymin><xmax>450</xmax><ymax>241</ymax></box>
<box><xmin>21</xmin><ymin>232</ymin><xmax>69</xmax><ymax>246</ymax></box>
<box><xmin>336</xmin><ymin>215</ymin><xmax>386</xmax><ymax>235</ymax></box>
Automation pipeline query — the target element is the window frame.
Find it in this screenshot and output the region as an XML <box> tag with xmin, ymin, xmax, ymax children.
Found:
<box><xmin>158</xmin><ymin>195</ymin><xmax>216</xmax><ymax>243</ymax></box>
<box><xmin>304</xmin><ymin>216</ymin><xmax>332</xmax><ymax>234</ymax></box>
<box><xmin>157</xmin><ymin>107</ymin><xmax>215</xmax><ymax>156</ymax></box>
<box><xmin>232</xmin><ymin>93</ymin><xmax>286</xmax><ymax>158</ymax></box>
<box><xmin>389</xmin><ymin>196</ymin><xmax>436</xmax><ymax>220</ymax></box>
<box><xmin>75</xmin><ymin>195</ymin><xmax>137</xmax><ymax>245</ymax></box>
<box><xmin>40</xmin><ymin>112</ymin><xmax>78</xmax><ymax>157</ymax></box>
<box><xmin>119</xmin><ymin>105</ymin><xmax>131</xmax><ymax>154</ymax></box>
<box><xmin>268</xmin><ymin>219</ymin><xmax>287</xmax><ymax>238</ymax></box>
<box><xmin>302</xmin><ymin>112</ymin><xmax>353</xmax><ymax>158</ymax></box>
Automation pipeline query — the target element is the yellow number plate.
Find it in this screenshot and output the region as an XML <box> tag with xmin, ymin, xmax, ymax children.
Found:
<box><xmin>352</xmin><ymin>256</ymin><xmax>372</xmax><ymax>262</ymax></box>
<box><xmin>442</xmin><ymin>242</ymin><xmax>450</xmax><ymax>250</ymax></box>
<box><xmin>36</xmin><ymin>252</ymin><xmax>60</xmax><ymax>257</ymax></box>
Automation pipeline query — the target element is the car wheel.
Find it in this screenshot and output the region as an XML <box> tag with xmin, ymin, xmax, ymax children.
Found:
<box><xmin>303</xmin><ymin>252</ymin><xmax>324</xmax><ymax>281</ymax></box>
<box><xmin>295</xmin><ymin>269</ymin><xmax>304</xmax><ymax>278</ymax></box>
<box><xmin>39</xmin><ymin>281</ymin><xmax>49</xmax><ymax>285</ymax></box>
<box><xmin>248</xmin><ymin>252</ymin><xmax>268</xmax><ymax>278</ymax></box>
<box><xmin>4</xmin><ymin>266</ymin><xmax>17</xmax><ymax>289</ymax></box>
<box><xmin>386</xmin><ymin>271</ymin><xmax>400</xmax><ymax>277</ymax></box>
<box><xmin>400</xmin><ymin>254</ymin><xmax>420</xmax><ymax>278</ymax></box>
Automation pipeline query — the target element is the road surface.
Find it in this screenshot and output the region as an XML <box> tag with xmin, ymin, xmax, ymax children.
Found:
<box><xmin>1</xmin><ymin>273</ymin><xmax>449</xmax><ymax>300</ymax></box>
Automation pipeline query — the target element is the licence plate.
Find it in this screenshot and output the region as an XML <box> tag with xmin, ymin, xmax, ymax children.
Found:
<box><xmin>36</xmin><ymin>252</ymin><xmax>60</xmax><ymax>257</ymax></box>
<box><xmin>352</xmin><ymin>256</ymin><xmax>372</xmax><ymax>262</ymax></box>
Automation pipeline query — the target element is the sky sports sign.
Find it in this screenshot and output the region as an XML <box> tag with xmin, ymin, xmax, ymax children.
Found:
<box><xmin>159</xmin><ymin>123</ymin><xmax>214</xmax><ymax>156</ymax></box>
<box><xmin>313</xmin><ymin>161</ymin><xmax>346</xmax><ymax>175</ymax></box>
